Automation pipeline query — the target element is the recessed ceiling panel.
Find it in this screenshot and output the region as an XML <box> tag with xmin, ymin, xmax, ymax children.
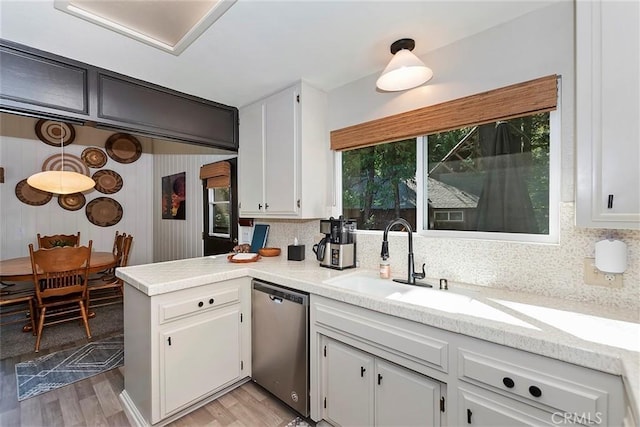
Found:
<box><xmin>54</xmin><ymin>0</ymin><xmax>236</xmax><ymax>55</ymax></box>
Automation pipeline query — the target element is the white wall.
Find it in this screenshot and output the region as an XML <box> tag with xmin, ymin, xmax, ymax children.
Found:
<box><xmin>152</xmin><ymin>140</ymin><xmax>235</xmax><ymax>262</ymax></box>
<box><xmin>329</xmin><ymin>1</ymin><xmax>575</xmax><ymax>202</ymax></box>
<box><xmin>270</xmin><ymin>2</ymin><xmax>639</xmax><ymax>309</ymax></box>
<box><xmin>0</xmin><ymin>113</ymin><xmax>154</xmax><ymax>266</ymax></box>
<box><xmin>0</xmin><ymin>113</ymin><xmax>236</xmax><ymax>266</ymax></box>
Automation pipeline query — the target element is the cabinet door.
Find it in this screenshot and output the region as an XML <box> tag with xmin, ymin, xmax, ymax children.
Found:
<box><xmin>264</xmin><ymin>86</ymin><xmax>299</xmax><ymax>215</ymax></box>
<box><xmin>238</xmin><ymin>101</ymin><xmax>265</xmax><ymax>216</ymax></box>
<box><xmin>459</xmin><ymin>387</ymin><xmax>567</xmax><ymax>426</ymax></box>
<box><xmin>324</xmin><ymin>339</ymin><xmax>374</xmax><ymax>427</ymax></box>
<box><xmin>161</xmin><ymin>307</ymin><xmax>241</xmax><ymax>416</ymax></box>
<box><xmin>375</xmin><ymin>359</ymin><xmax>441</xmax><ymax>427</ymax></box>
<box><xmin>97</xmin><ymin>72</ymin><xmax>238</xmax><ymax>150</ymax></box>
<box><xmin>0</xmin><ymin>41</ymin><xmax>89</xmax><ymax>118</ymax></box>
<box><xmin>576</xmin><ymin>0</ymin><xmax>640</xmax><ymax>229</ymax></box>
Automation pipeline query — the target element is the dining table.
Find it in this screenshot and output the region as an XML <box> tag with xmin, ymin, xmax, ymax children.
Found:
<box><xmin>0</xmin><ymin>251</ymin><xmax>117</xmax><ymax>282</ymax></box>
<box><xmin>0</xmin><ymin>251</ymin><xmax>118</xmax><ymax>331</ymax></box>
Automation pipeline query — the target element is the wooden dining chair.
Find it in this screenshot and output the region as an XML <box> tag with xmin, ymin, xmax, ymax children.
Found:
<box><xmin>37</xmin><ymin>232</ymin><xmax>81</xmax><ymax>249</ymax></box>
<box><xmin>88</xmin><ymin>234</ymin><xmax>133</xmax><ymax>309</ymax></box>
<box><xmin>0</xmin><ymin>284</ymin><xmax>36</xmax><ymax>334</ymax></box>
<box><xmin>29</xmin><ymin>241</ymin><xmax>93</xmax><ymax>352</ymax></box>
<box><xmin>91</xmin><ymin>231</ymin><xmax>127</xmax><ymax>282</ymax></box>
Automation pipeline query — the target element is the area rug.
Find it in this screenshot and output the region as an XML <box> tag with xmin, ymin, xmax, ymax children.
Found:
<box><xmin>15</xmin><ymin>334</ymin><xmax>123</xmax><ymax>401</ymax></box>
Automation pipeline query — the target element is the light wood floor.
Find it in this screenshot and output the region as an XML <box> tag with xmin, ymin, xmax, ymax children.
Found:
<box><xmin>0</xmin><ymin>338</ymin><xmax>304</xmax><ymax>427</ymax></box>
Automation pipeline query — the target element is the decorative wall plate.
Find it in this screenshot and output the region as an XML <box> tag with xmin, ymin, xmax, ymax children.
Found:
<box><xmin>86</xmin><ymin>197</ymin><xmax>123</xmax><ymax>227</ymax></box>
<box><xmin>58</xmin><ymin>192</ymin><xmax>86</xmax><ymax>211</ymax></box>
<box><xmin>42</xmin><ymin>153</ymin><xmax>90</xmax><ymax>176</ymax></box>
<box><xmin>35</xmin><ymin>119</ymin><xmax>75</xmax><ymax>147</ymax></box>
<box><xmin>15</xmin><ymin>179</ymin><xmax>52</xmax><ymax>206</ymax></box>
<box><xmin>92</xmin><ymin>170</ymin><xmax>123</xmax><ymax>194</ymax></box>
<box><xmin>105</xmin><ymin>133</ymin><xmax>142</xmax><ymax>164</ymax></box>
<box><xmin>81</xmin><ymin>147</ymin><xmax>108</xmax><ymax>168</ymax></box>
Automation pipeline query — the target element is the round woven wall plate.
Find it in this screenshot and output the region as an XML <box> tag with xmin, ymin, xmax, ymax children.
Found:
<box><xmin>58</xmin><ymin>192</ymin><xmax>86</xmax><ymax>211</ymax></box>
<box><xmin>81</xmin><ymin>147</ymin><xmax>108</xmax><ymax>168</ymax></box>
<box><xmin>15</xmin><ymin>179</ymin><xmax>52</xmax><ymax>206</ymax></box>
<box><xmin>92</xmin><ymin>170</ymin><xmax>123</xmax><ymax>194</ymax></box>
<box><xmin>42</xmin><ymin>153</ymin><xmax>90</xmax><ymax>176</ymax></box>
<box><xmin>35</xmin><ymin>119</ymin><xmax>75</xmax><ymax>147</ymax></box>
<box><xmin>105</xmin><ymin>133</ymin><xmax>142</xmax><ymax>164</ymax></box>
<box><xmin>86</xmin><ymin>197</ymin><xmax>123</xmax><ymax>227</ymax></box>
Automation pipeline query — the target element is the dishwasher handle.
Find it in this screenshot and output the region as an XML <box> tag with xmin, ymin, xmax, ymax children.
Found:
<box><xmin>269</xmin><ymin>295</ymin><xmax>283</xmax><ymax>304</ymax></box>
<box><xmin>253</xmin><ymin>280</ymin><xmax>309</xmax><ymax>305</ymax></box>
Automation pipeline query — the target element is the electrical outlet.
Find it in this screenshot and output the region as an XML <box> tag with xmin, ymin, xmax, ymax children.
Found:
<box><xmin>583</xmin><ymin>258</ymin><xmax>623</xmax><ymax>288</ymax></box>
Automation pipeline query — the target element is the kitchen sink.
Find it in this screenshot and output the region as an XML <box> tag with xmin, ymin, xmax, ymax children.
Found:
<box><xmin>323</xmin><ymin>271</ymin><xmax>478</xmax><ymax>308</ymax></box>
<box><xmin>323</xmin><ymin>271</ymin><xmax>535</xmax><ymax>327</ymax></box>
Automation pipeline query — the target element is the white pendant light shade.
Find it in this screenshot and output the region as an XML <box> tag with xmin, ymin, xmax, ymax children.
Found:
<box><xmin>27</xmin><ymin>121</ymin><xmax>95</xmax><ymax>195</ymax></box>
<box><xmin>376</xmin><ymin>38</ymin><xmax>433</xmax><ymax>92</ymax></box>
<box><xmin>27</xmin><ymin>170</ymin><xmax>95</xmax><ymax>195</ymax></box>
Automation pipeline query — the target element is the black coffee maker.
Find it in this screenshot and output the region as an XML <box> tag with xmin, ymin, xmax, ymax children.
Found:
<box><xmin>313</xmin><ymin>216</ymin><xmax>356</xmax><ymax>270</ymax></box>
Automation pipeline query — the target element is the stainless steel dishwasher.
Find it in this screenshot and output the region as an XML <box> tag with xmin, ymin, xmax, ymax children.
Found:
<box><xmin>252</xmin><ymin>279</ymin><xmax>309</xmax><ymax>416</ymax></box>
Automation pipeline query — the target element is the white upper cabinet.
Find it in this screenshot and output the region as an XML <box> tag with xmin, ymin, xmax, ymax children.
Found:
<box><xmin>238</xmin><ymin>81</ymin><xmax>328</xmax><ymax>218</ymax></box>
<box><xmin>576</xmin><ymin>0</ymin><xmax>640</xmax><ymax>229</ymax></box>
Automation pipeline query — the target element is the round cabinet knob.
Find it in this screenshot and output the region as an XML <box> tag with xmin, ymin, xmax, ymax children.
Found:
<box><xmin>198</xmin><ymin>301</ymin><xmax>204</xmax><ymax>308</ymax></box>
<box><xmin>529</xmin><ymin>385</ymin><xmax>542</xmax><ymax>397</ymax></box>
<box><xmin>502</xmin><ymin>377</ymin><xmax>515</xmax><ymax>388</ymax></box>
<box><xmin>209</xmin><ymin>298</ymin><xmax>215</xmax><ymax>304</ymax></box>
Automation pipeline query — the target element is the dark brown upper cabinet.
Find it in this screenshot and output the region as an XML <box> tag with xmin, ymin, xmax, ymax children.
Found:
<box><xmin>0</xmin><ymin>39</ymin><xmax>238</xmax><ymax>151</ymax></box>
<box><xmin>0</xmin><ymin>41</ymin><xmax>90</xmax><ymax>120</ymax></box>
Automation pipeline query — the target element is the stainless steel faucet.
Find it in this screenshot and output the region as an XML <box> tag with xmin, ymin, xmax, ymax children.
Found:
<box><xmin>381</xmin><ymin>218</ymin><xmax>431</xmax><ymax>287</ymax></box>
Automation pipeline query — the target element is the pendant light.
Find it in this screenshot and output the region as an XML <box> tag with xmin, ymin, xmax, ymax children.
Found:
<box><xmin>376</xmin><ymin>38</ymin><xmax>433</xmax><ymax>92</ymax></box>
<box><xmin>27</xmin><ymin>122</ymin><xmax>95</xmax><ymax>195</ymax></box>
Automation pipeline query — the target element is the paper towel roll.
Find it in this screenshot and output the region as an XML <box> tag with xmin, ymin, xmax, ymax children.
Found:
<box><xmin>595</xmin><ymin>239</ymin><xmax>627</xmax><ymax>273</ymax></box>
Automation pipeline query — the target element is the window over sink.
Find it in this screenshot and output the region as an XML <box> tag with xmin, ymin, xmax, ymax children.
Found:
<box><xmin>337</xmin><ymin>77</ymin><xmax>560</xmax><ymax>243</ymax></box>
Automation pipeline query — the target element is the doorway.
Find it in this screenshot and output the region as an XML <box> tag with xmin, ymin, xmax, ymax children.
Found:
<box><xmin>202</xmin><ymin>158</ymin><xmax>238</xmax><ymax>256</ymax></box>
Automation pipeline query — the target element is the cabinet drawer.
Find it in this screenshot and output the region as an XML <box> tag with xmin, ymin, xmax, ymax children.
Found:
<box><xmin>314</xmin><ymin>298</ymin><xmax>448</xmax><ymax>373</ymax></box>
<box><xmin>458</xmin><ymin>348</ymin><xmax>607</xmax><ymax>417</ymax></box>
<box><xmin>160</xmin><ymin>287</ymin><xmax>240</xmax><ymax>323</ymax></box>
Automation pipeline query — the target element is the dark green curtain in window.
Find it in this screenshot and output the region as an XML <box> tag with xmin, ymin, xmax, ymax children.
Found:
<box><xmin>475</xmin><ymin>122</ymin><xmax>538</xmax><ymax>233</ymax></box>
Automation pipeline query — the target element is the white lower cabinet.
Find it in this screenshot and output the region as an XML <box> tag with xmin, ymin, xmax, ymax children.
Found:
<box><xmin>323</xmin><ymin>337</ymin><xmax>441</xmax><ymax>427</ymax></box>
<box><xmin>456</xmin><ymin>338</ymin><xmax>625</xmax><ymax>427</ymax></box>
<box><xmin>310</xmin><ymin>295</ymin><xmax>626</xmax><ymax>427</ymax></box>
<box><xmin>121</xmin><ymin>278</ymin><xmax>251</xmax><ymax>426</ymax></box>
<box><xmin>160</xmin><ymin>306</ymin><xmax>241</xmax><ymax>416</ymax></box>
<box><xmin>458</xmin><ymin>385</ymin><xmax>572</xmax><ymax>426</ymax></box>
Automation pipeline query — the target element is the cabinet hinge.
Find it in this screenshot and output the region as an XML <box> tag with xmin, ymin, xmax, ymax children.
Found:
<box><xmin>296</xmin><ymin>94</ymin><xmax>300</xmax><ymax>103</ymax></box>
<box><xmin>323</xmin><ymin>345</ymin><xmax>326</xmax><ymax>357</ymax></box>
<box><xmin>297</xmin><ymin>199</ymin><xmax>301</xmax><ymax>208</ymax></box>
<box><xmin>240</xmin><ymin>313</ymin><xmax>243</xmax><ymax>323</ymax></box>
<box><xmin>201</xmin><ymin>231</ymin><xmax>204</xmax><ymax>239</ymax></box>
<box><xmin>440</xmin><ymin>396</ymin><xmax>445</xmax><ymax>412</ymax></box>
<box><xmin>324</xmin><ymin>397</ymin><xmax>326</xmax><ymax>408</ymax></box>
<box><xmin>241</xmin><ymin>360</ymin><xmax>244</xmax><ymax>370</ymax></box>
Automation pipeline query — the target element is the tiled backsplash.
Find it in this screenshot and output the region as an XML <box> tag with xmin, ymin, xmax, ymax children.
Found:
<box><xmin>262</xmin><ymin>203</ymin><xmax>639</xmax><ymax>310</ymax></box>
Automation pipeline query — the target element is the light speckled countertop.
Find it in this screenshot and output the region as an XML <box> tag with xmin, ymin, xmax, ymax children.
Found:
<box><xmin>117</xmin><ymin>255</ymin><xmax>640</xmax><ymax>421</ymax></box>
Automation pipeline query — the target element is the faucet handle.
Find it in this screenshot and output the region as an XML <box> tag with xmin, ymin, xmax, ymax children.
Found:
<box><xmin>413</xmin><ymin>263</ymin><xmax>426</xmax><ymax>280</ymax></box>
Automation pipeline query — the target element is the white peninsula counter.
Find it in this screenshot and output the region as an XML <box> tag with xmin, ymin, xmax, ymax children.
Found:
<box><xmin>117</xmin><ymin>255</ymin><xmax>639</xmax><ymax>426</ymax></box>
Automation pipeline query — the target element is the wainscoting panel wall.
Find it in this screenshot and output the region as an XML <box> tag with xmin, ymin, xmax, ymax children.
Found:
<box><xmin>152</xmin><ymin>140</ymin><xmax>235</xmax><ymax>262</ymax></box>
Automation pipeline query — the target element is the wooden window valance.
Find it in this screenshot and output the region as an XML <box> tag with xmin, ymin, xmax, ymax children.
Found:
<box><xmin>330</xmin><ymin>75</ymin><xmax>558</xmax><ymax>151</ymax></box>
<box><xmin>200</xmin><ymin>161</ymin><xmax>230</xmax><ymax>188</ymax></box>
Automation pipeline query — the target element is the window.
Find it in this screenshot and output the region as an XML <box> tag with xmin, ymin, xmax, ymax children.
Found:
<box><xmin>340</xmin><ymin>112</ymin><xmax>558</xmax><ymax>242</ymax></box>
<box><xmin>208</xmin><ymin>187</ymin><xmax>230</xmax><ymax>237</ymax></box>
<box><xmin>336</xmin><ymin>76</ymin><xmax>560</xmax><ymax>242</ymax></box>
<box><xmin>342</xmin><ymin>139</ymin><xmax>417</xmax><ymax>230</ymax></box>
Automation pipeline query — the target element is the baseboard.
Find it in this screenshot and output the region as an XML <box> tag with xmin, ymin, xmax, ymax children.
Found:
<box><xmin>119</xmin><ymin>377</ymin><xmax>251</xmax><ymax>427</ymax></box>
<box><xmin>119</xmin><ymin>390</ymin><xmax>149</xmax><ymax>427</ymax></box>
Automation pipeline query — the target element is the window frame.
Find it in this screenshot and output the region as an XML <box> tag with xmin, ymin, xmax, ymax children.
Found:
<box><xmin>335</xmin><ymin>98</ymin><xmax>561</xmax><ymax>244</ymax></box>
